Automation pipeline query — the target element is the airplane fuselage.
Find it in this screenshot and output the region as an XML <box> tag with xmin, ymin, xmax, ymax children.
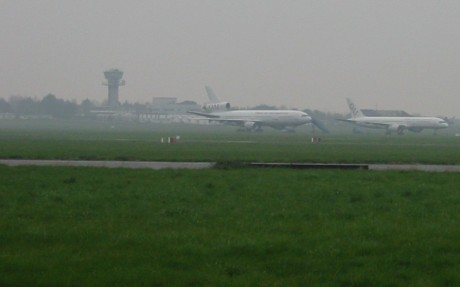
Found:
<box><xmin>346</xmin><ymin>116</ymin><xmax>448</xmax><ymax>133</ymax></box>
<box><xmin>214</xmin><ymin>110</ymin><xmax>309</xmax><ymax>123</ymax></box>
<box><xmin>189</xmin><ymin>110</ymin><xmax>312</xmax><ymax>131</ymax></box>
<box><xmin>191</xmin><ymin>86</ymin><xmax>328</xmax><ymax>132</ymax></box>
<box><xmin>340</xmin><ymin>98</ymin><xmax>449</xmax><ymax>134</ymax></box>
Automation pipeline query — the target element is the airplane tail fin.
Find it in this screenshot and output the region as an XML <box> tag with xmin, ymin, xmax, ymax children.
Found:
<box><xmin>202</xmin><ymin>86</ymin><xmax>231</xmax><ymax>111</ymax></box>
<box><xmin>205</xmin><ymin>86</ymin><xmax>220</xmax><ymax>103</ymax></box>
<box><xmin>346</xmin><ymin>98</ymin><xmax>364</xmax><ymax>118</ymax></box>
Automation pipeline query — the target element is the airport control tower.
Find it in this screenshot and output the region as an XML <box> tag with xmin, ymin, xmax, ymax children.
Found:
<box><xmin>103</xmin><ymin>69</ymin><xmax>125</xmax><ymax>108</ymax></box>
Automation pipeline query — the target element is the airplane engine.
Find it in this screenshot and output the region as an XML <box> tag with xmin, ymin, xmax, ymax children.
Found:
<box><xmin>388</xmin><ymin>124</ymin><xmax>405</xmax><ymax>135</ymax></box>
<box><xmin>408</xmin><ymin>127</ymin><xmax>423</xmax><ymax>133</ymax></box>
<box><xmin>242</xmin><ymin>121</ymin><xmax>262</xmax><ymax>132</ymax></box>
<box><xmin>244</xmin><ymin>121</ymin><xmax>256</xmax><ymax>129</ymax></box>
<box><xmin>203</xmin><ymin>102</ymin><xmax>231</xmax><ymax>111</ymax></box>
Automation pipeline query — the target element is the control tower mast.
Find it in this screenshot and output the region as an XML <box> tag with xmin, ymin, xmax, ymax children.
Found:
<box><xmin>103</xmin><ymin>69</ymin><xmax>125</xmax><ymax>108</ymax></box>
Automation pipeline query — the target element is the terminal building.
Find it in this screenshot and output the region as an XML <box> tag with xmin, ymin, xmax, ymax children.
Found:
<box><xmin>138</xmin><ymin>97</ymin><xmax>202</xmax><ymax>123</ymax></box>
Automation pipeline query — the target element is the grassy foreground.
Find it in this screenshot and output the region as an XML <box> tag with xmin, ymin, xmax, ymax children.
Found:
<box><xmin>1</xmin><ymin>166</ymin><xmax>460</xmax><ymax>286</ymax></box>
<box><xmin>1</xmin><ymin>123</ymin><xmax>460</xmax><ymax>164</ymax></box>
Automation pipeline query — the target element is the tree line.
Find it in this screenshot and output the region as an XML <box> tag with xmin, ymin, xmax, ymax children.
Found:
<box><xmin>0</xmin><ymin>94</ymin><xmax>82</xmax><ymax>119</ymax></box>
<box><xmin>0</xmin><ymin>94</ymin><xmax>345</xmax><ymax>123</ymax></box>
<box><xmin>0</xmin><ymin>94</ymin><xmax>147</xmax><ymax>119</ymax></box>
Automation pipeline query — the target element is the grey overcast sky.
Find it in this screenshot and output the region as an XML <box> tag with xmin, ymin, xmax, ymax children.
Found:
<box><xmin>1</xmin><ymin>0</ymin><xmax>460</xmax><ymax>116</ymax></box>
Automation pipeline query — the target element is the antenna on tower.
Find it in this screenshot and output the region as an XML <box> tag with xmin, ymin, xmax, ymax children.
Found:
<box><xmin>102</xmin><ymin>69</ymin><xmax>125</xmax><ymax>108</ymax></box>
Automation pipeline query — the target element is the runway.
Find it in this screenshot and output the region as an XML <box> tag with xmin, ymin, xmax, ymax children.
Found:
<box><xmin>0</xmin><ymin>159</ymin><xmax>214</xmax><ymax>170</ymax></box>
<box><xmin>368</xmin><ymin>164</ymin><xmax>460</xmax><ymax>172</ymax></box>
<box><xmin>250</xmin><ymin>162</ymin><xmax>460</xmax><ymax>172</ymax></box>
<box><xmin>1</xmin><ymin>159</ymin><xmax>460</xmax><ymax>172</ymax></box>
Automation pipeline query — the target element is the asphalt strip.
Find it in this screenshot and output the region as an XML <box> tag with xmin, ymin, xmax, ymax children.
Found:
<box><xmin>0</xmin><ymin>159</ymin><xmax>214</xmax><ymax>170</ymax></box>
<box><xmin>1</xmin><ymin>159</ymin><xmax>460</xmax><ymax>172</ymax></box>
<box><xmin>369</xmin><ymin>164</ymin><xmax>460</xmax><ymax>172</ymax></box>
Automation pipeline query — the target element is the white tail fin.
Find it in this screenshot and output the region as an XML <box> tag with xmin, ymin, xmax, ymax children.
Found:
<box><xmin>346</xmin><ymin>98</ymin><xmax>364</xmax><ymax>118</ymax></box>
<box><xmin>205</xmin><ymin>86</ymin><xmax>220</xmax><ymax>103</ymax></box>
<box><xmin>202</xmin><ymin>86</ymin><xmax>231</xmax><ymax>111</ymax></box>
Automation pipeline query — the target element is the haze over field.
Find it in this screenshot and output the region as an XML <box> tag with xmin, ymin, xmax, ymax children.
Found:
<box><xmin>1</xmin><ymin>1</ymin><xmax>460</xmax><ymax>116</ymax></box>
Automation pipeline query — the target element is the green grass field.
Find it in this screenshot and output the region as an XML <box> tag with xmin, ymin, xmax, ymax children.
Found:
<box><xmin>1</xmin><ymin>120</ymin><xmax>460</xmax><ymax>286</ymax></box>
<box><xmin>1</xmin><ymin>120</ymin><xmax>460</xmax><ymax>164</ymax></box>
<box><xmin>1</xmin><ymin>166</ymin><xmax>460</xmax><ymax>286</ymax></box>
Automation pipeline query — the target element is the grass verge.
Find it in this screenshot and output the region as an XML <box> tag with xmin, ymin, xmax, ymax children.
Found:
<box><xmin>1</xmin><ymin>166</ymin><xmax>460</xmax><ymax>286</ymax></box>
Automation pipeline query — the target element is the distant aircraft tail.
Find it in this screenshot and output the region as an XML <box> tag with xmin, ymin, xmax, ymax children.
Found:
<box><xmin>346</xmin><ymin>98</ymin><xmax>364</xmax><ymax>118</ymax></box>
<box><xmin>205</xmin><ymin>86</ymin><xmax>220</xmax><ymax>103</ymax></box>
<box><xmin>203</xmin><ymin>86</ymin><xmax>231</xmax><ymax>111</ymax></box>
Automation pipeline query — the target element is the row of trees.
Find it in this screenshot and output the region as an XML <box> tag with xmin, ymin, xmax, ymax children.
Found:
<box><xmin>0</xmin><ymin>94</ymin><xmax>150</xmax><ymax>119</ymax></box>
<box><xmin>0</xmin><ymin>94</ymin><xmax>345</xmax><ymax>124</ymax></box>
<box><xmin>0</xmin><ymin>94</ymin><xmax>81</xmax><ymax>119</ymax></box>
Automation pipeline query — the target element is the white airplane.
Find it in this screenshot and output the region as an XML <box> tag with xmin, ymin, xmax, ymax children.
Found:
<box><xmin>337</xmin><ymin>98</ymin><xmax>449</xmax><ymax>135</ymax></box>
<box><xmin>188</xmin><ymin>87</ymin><xmax>328</xmax><ymax>132</ymax></box>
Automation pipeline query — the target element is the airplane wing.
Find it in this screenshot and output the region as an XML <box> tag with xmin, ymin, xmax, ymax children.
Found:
<box><xmin>197</xmin><ymin>117</ymin><xmax>263</xmax><ymax>127</ymax></box>
<box><xmin>187</xmin><ymin>111</ymin><xmax>220</xmax><ymax>119</ymax></box>
<box><xmin>336</xmin><ymin>118</ymin><xmax>390</xmax><ymax>128</ymax></box>
<box><xmin>211</xmin><ymin>119</ymin><xmax>263</xmax><ymax>130</ymax></box>
<box><xmin>188</xmin><ymin>111</ymin><xmax>263</xmax><ymax>127</ymax></box>
<box><xmin>210</xmin><ymin>119</ymin><xmax>262</xmax><ymax>124</ymax></box>
<box><xmin>336</xmin><ymin>119</ymin><xmax>357</xmax><ymax>124</ymax></box>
